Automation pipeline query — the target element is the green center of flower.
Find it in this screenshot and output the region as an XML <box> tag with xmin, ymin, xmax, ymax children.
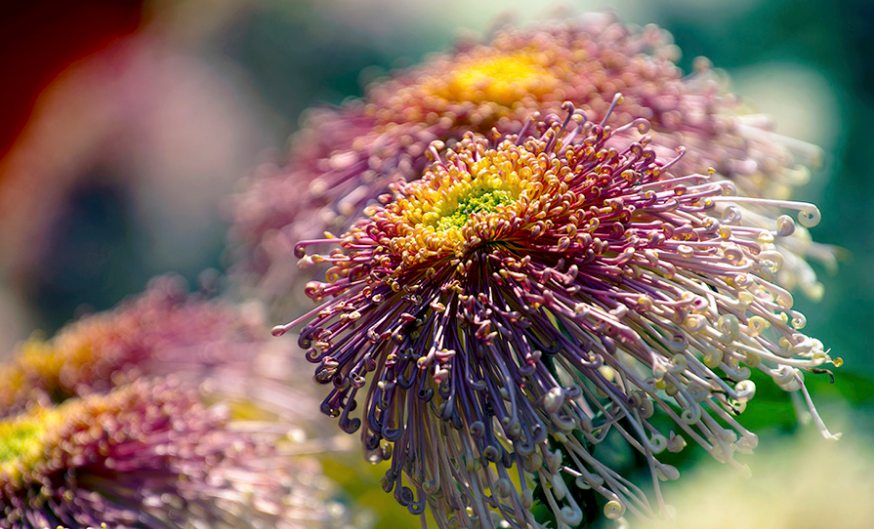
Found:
<box><xmin>0</xmin><ymin>414</ymin><xmax>50</xmax><ymax>469</ymax></box>
<box><xmin>436</xmin><ymin>188</ymin><xmax>515</xmax><ymax>231</ymax></box>
<box><xmin>384</xmin><ymin>147</ymin><xmax>531</xmax><ymax>263</ymax></box>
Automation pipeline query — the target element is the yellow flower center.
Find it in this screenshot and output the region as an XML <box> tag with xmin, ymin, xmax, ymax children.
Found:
<box><xmin>440</xmin><ymin>52</ymin><xmax>556</xmax><ymax>106</ymax></box>
<box><xmin>0</xmin><ymin>334</ymin><xmax>98</xmax><ymax>413</ymax></box>
<box><xmin>0</xmin><ymin>410</ymin><xmax>56</xmax><ymax>476</ymax></box>
<box><xmin>375</xmin><ymin>141</ymin><xmax>564</xmax><ymax>265</ymax></box>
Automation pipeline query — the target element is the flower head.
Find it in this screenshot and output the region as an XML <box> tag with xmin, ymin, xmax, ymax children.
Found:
<box><xmin>0</xmin><ymin>378</ymin><xmax>352</xmax><ymax>529</ymax></box>
<box><xmin>231</xmin><ymin>14</ymin><xmax>830</xmax><ymax>303</ymax></box>
<box><xmin>0</xmin><ymin>276</ymin><xmax>330</xmax><ymax>432</ymax></box>
<box><xmin>276</xmin><ymin>109</ymin><xmax>838</xmax><ymax>528</ymax></box>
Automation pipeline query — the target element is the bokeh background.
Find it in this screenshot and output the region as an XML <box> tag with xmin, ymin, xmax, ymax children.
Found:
<box><xmin>1</xmin><ymin>0</ymin><xmax>871</xmax><ymax>526</ymax></box>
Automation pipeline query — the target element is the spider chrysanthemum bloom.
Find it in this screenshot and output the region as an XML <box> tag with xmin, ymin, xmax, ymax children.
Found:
<box><xmin>275</xmin><ymin>109</ymin><xmax>839</xmax><ymax>528</ymax></box>
<box><xmin>232</xmin><ymin>14</ymin><xmax>831</xmax><ymax>303</ymax></box>
<box><xmin>0</xmin><ymin>378</ymin><xmax>352</xmax><ymax>529</ymax></box>
<box><xmin>0</xmin><ymin>276</ymin><xmax>327</xmax><ymax>427</ymax></box>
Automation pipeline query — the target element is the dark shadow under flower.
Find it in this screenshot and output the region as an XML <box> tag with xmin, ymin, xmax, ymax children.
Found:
<box><xmin>276</xmin><ymin>108</ymin><xmax>839</xmax><ymax>528</ymax></box>
<box><xmin>0</xmin><ymin>377</ymin><xmax>352</xmax><ymax>529</ymax></box>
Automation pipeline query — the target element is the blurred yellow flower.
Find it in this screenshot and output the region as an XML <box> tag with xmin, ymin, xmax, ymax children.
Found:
<box><xmin>640</xmin><ymin>427</ymin><xmax>873</xmax><ymax>529</ymax></box>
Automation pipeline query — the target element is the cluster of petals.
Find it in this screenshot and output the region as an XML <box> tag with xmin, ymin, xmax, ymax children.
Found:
<box><xmin>277</xmin><ymin>109</ymin><xmax>838</xmax><ymax>528</ymax></box>
<box><xmin>0</xmin><ymin>276</ymin><xmax>329</xmax><ymax>429</ymax></box>
<box><xmin>232</xmin><ymin>13</ymin><xmax>830</xmax><ymax>303</ymax></box>
<box><xmin>0</xmin><ymin>378</ymin><xmax>351</xmax><ymax>529</ymax></box>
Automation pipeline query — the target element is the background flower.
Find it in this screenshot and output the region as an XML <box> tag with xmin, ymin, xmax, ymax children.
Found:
<box><xmin>0</xmin><ymin>377</ymin><xmax>352</xmax><ymax>529</ymax></box>
<box><xmin>0</xmin><ymin>275</ymin><xmax>334</xmax><ymax>437</ymax></box>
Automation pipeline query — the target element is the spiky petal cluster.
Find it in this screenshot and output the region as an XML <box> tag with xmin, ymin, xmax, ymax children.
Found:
<box><xmin>0</xmin><ymin>378</ymin><xmax>351</xmax><ymax>529</ymax></box>
<box><xmin>277</xmin><ymin>110</ymin><xmax>838</xmax><ymax>528</ymax></box>
<box><xmin>0</xmin><ymin>276</ymin><xmax>325</xmax><ymax>427</ymax></box>
<box><xmin>232</xmin><ymin>13</ymin><xmax>830</xmax><ymax>303</ymax></box>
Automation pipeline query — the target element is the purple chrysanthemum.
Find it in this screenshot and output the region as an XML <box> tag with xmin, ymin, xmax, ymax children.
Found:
<box><xmin>231</xmin><ymin>14</ymin><xmax>831</xmax><ymax>304</ymax></box>
<box><xmin>0</xmin><ymin>276</ymin><xmax>330</xmax><ymax>430</ymax></box>
<box><xmin>0</xmin><ymin>378</ymin><xmax>351</xmax><ymax>529</ymax></box>
<box><xmin>275</xmin><ymin>109</ymin><xmax>838</xmax><ymax>528</ymax></box>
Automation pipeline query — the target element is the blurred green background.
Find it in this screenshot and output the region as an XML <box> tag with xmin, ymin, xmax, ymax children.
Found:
<box><xmin>0</xmin><ymin>0</ymin><xmax>871</xmax><ymax>526</ymax></box>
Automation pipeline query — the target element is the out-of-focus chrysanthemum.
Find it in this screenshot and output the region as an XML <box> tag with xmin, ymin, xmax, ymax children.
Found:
<box><xmin>0</xmin><ymin>276</ymin><xmax>330</xmax><ymax>432</ymax></box>
<box><xmin>0</xmin><ymin>377</ymin><xmax>352</xmax><ymax>529</ymax></box>
<box><xmin>275</xmin><ymin>110</ymin><xmax>839</xmax><ymax>528</ymax></box>
<box><xmin>637</xmin><ymin>430</ymin><xmax>874</xmax><ymax>529</ymax></box>
<box><xmin>231</xmin><ymin>13</ymin><xmax>832</xmax><ymax>304</ymax></box>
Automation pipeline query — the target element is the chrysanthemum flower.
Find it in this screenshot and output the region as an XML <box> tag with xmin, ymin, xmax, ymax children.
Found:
<box><xmin>275</xmin><ymin>109</ymin><xmax>839</xmax><ymax>528</ymax></box>
<box><xmin>0</xmin><ymin>276</ymin><xmax>327</xmax><ymax>429</ymax></box>
<box><xmin>0</xmin><ymin>378</ymin><xmax>352</xmax><ymax>529</ymax></box>
<box><xmin>231</xmin><ymin>13</ymin><xmax>831</xmax><ymax>303</ymax></box>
